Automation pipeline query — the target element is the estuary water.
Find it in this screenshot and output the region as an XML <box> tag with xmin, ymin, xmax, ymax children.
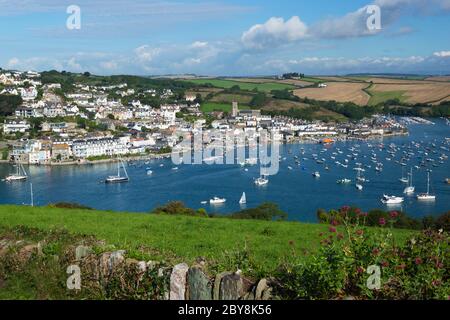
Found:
<box><xmin>1</xmin><ymin>119</ymin><xmax>449</xmax><ymax>222</ymax></box>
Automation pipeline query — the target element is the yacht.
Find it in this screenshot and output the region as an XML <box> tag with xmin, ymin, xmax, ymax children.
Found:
<box><xmin>210</xmin><ymin>197</ymin><xmax>226</xmax><ymax>205</ymax></box>
<box><xmin>381</xmin><ymin>194</ymin><xmax>404</xmax><ymax>205</ymax></box>
<box><xmin>105</xmin><ymin>159</ymin><xmax>129</xmax><ymax>183</ymax></box>
<box><xmin>417</xmin><ymin>172</ymin><xmax>436</xmax><ymax>201</ymax></box>
<box><xmin>312</xmin><ymin>171</ymin><xmax>320</xmax><ymax>178</ymax></box>
<box><xmin>356</xmin><ymin>183</ymin><xmax>363</xmax><ymax>191</ymax></box>
<box><xmin>337</xmin><ymin>178</ymin><xmax>352</xmax><ymax>184</ymax></box>
<box><xmin>5</xmin><ymin>163</ymin><xmax>28</xmax><ymax>182</ymax></box>
<box><xmin>254</xmin><ymin>176</ymin><xmax>269</xmax><ymax>186</ymax></box>
<box><xmin>403</xmin><ymin>168</ymin><xmax>415</xmax><ymax>194</ymax></box>
<box><xmin>239</xmin><ymin>192</ymin><xmax>247</xmax><ymax>204</ymax></box>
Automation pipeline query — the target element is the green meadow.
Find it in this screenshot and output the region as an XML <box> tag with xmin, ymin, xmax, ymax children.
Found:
<box><xmin>184</xmin><ymin>78</ymin><xmax>295</xmax><ymax>92</ymax></box>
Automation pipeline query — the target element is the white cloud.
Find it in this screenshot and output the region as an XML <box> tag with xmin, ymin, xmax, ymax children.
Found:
<box><xmin>134</xmin><ymin>45</ymin><xmax>162</xmax><ymax>63</ymax></box>
<box><xmin>241</xmin><ymin>16</ymin><xmax>308</xmax><ymax>50</ymax></box>
<box><xmin>434</xmin><ymin>51</ymin><xmax>450</xmax><ymax>57</ymax></box>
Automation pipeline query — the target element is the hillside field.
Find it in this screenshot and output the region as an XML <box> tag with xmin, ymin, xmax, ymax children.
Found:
<box><xmin>0</xmin><ymin>205</ymin><xmax>413</xmax><ymax>274</ymax></box>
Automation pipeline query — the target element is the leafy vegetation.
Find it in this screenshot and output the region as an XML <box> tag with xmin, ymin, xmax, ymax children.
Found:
<box><xmin>0</xmin><ymin>94</ymin><xmax>22</xmax><ymax>116</ymax></box>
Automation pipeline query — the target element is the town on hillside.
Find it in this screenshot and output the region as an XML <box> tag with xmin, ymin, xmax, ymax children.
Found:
<box><xmin>0</xmin><ymin>70</ymin><xmax>410</xmax><ymax>165</ymax></box>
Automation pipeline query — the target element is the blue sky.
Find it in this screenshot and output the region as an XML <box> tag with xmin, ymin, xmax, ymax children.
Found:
<box><xmin>1</xmin><ymin>0</ymin><xmax>449</xmax><ymax>75</ymax></box>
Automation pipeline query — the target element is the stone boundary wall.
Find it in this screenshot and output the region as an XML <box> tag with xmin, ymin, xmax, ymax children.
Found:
<box><xmin>0</xmin><ymin>239</ymin><xmax>273</xmax><ymax>300</ymax></box>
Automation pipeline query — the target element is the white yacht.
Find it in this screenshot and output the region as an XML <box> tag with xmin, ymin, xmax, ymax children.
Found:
<box><xmin>337</xmin><ymin>178</ymin><xmax>352</xmax><ymax>184</ymax></box>
<box><xmin>5</xmin><ymin>164</ymin><xmax>28</xmax><ymax>182</ymax></box>
<box><xmin>417</xmin><ymin>172</ymin><xmax>436</xmax><ymax>201</ymax></box>
<box><xmin>356</xmin><ymin>183</ymin><xmax>363</xmax><ymax>191</ymax></box>
<box><xmin>312</xmin><ymin>171</ymin><xmax>320</xmax><ymax>178</ymax></box>
<box><xmin>381</xmin><ymin>194</ymin><xmax>404</xmax><ymax>205</ymax></box>
<box><xmin>210</xmin><ymin>197</ymin><xmax>226</xmax><ymax>204</ymax></box>
<box><xmin>403</xmin><ymin>168</ymin><xmax>415</xmax><ymax>194</ymax></box>
<box><xmin>105</xmin><ymin>159</ymin><xmax>129</xmax><ymax>183</ymax></box>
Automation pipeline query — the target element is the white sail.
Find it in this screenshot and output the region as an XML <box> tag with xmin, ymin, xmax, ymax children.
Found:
<box><xmin>239</xmin><ymin>192</ymin><xmax>246</xmax><ymax>204</ymax></box>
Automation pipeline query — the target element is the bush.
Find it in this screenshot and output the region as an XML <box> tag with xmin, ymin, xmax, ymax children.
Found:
<box><xmin>278</xmin><ymin>212</ymin><xmax>450</xmax><ymax>300</ymax></box>
<box><xmin>48</xmin><ymin>202</ymin><xmax>93</xmax><ymax>210</ymax></box>
<box><xmin>230</xmin><ymin>202</ymin><xmax>288</xmax><ymax>221</ymax></box>
<box><xmin>152</xmin><ymin>201</ymin><xmax>207</xmax><ymax>217</ymax></box>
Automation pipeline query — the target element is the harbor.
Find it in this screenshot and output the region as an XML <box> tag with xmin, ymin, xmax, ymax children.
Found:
<box><xmin>1</xmin><ymin>118</ymin><xmax>449</xmax><ymax>222</ymax></box>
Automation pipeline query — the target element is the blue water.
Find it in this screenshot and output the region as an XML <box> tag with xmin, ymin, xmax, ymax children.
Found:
<box><xmin>1</xmin><ymin>119</ymin><xmax>449</xmax><ymax>222</ymax></box>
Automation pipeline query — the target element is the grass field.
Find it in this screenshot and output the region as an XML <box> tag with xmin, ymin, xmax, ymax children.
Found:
<box><xmin>0</xmin><ymin>205</ymin><xmax>414</xmax><ymax>274</ymax></box>
<box><xmin>200</xmin><ymin>102</ymin><xmax>244</xmax><ymax>113</ymax></box>
<box><xmin>367</xmin><ymin>90</ymin><xmax>407</xmax><ymax>105</ymax></box>
<box><xmin>184</xmin><ymin>78</ymin><xmax>295</xmax><ymax>92</ymax></box>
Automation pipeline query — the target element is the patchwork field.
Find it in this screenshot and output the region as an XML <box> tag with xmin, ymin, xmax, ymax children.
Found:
<box><xmin>293</xmin><ymin>82</ymin><xmax>371</xmax><ymax>105</ymax></box>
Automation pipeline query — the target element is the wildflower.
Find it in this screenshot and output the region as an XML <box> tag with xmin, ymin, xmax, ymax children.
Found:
<box><xmin>379</xmin><ymin>218</ymin><xmax>386</xmax><ymax>226</ymax></box>
<box><xmin>331</xmin><ymin>219</ymin><xmax>339</xmax><ymax>226</ymax></box>
<box><xmin>389</xmin><ymin>211</ymin><xmax>399</xmax><ymax>219</ymax></box>
<box><xmin>356</xmin><ymin>229</ymin><xmax>364</xmax><ymax>236</ymax></box>
<box><xmin>381</xmin><ymin>261</ymin><xmax>389</xmax><ymax>268</ymax></box>
<box><xmin>329</xmin><ymin>227</ymin><xmax>337</xmax><ymax>233</ymax></box>
<box><xmin>357</xmin><ymin>267</ymin><xmax>364</xmax><ymax>274</ymax></box>
<box><xmin>372</xmin><ymin>248</ymin><xmax>380</xmax><ymax>255</ymax></box>
<box><xmin>337</xmin><ymin>233</ymin><xmax>344</xmax><ymax>240</ymax></box>
<box><xmin>396</xmin><ymin>264</ymin><xmax>406</xmax><ymax>270</ymax></box>
<box><xmin>415</xmin><ymin>257</ymin><xmax>423</xmax><ymax>265</ymax></box>
<box><xmin>432</xmin><ymin>280</ymin><xmax>441</xmax><ymax>286</ymax></box>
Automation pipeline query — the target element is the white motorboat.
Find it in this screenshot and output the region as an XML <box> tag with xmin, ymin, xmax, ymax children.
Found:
<box><xmin>254</xmin><ymin>176</ymin><xmax>269</xmax><ymax>186</ymax></box>
<box><xmin>210</xmin><ymin>197</ymin><xmax>226</xmax><ymax>204</ymax></box>
<box><xmin>356</xmin><ymin>183</ymin><xmax>363</xmax><ymax>191</ymax></box>
<box><xmin>337</xmin><ymin>178</ymin><xmax>352</xmax><ymax>184</ymax></box>
<box><xmin>312</xmin><ymin>171</ymin><xmax>320</xmax><ymax>178</ymax></box>
<box><xmin>381</xmin><ymin>194</ymin><xmax>404</xmax><ymax>205</ymax></box>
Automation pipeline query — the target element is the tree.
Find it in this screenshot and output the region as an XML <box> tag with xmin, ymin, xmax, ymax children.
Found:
<box><xmin>0</xmin><ymin>94</ymin><xmax>23</xmax><ymax>116</ymax></box>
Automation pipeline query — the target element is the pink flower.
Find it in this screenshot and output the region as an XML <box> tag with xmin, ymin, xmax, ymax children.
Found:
<box><xmin>389</xmin><ymin>211</ymin><xmax>399</xmax><ymax>219</ymax></box>
<box><xmin>379</xmin><ymin>218</ymin><xmax>386</xmax><ymax>226</ymax></box>
<box><xmin>372</xmin><ymin>248</ymin><xmax>380</xmax><ymax>255</ymax></box>
<box><xmin>329</xmin><ymin>227</ymin><xmax>337</xmax><ymax>233</ymax></box>
<box><xmin>415</xmin><ymin>257</ymin><xmax>423</xmax><ymax>265</ymax></box>
<box><xmin>357</xmin><ymin>267</ymin><xmax>364</xmax><ymax>274</ymax></box>
<box><xmin>381</xmin><ymin>261</ymin><xmax>389</xmax><ymax>268</ymax></box>
<box><xmin>356</xmin><ymin>229</ymin><xmax>364</xmax><ymax>236</ymax></box>
<box><xmin>331</xmin><ymin>219</ymin><xmax>339</xmax><ymax>226</ymax></box>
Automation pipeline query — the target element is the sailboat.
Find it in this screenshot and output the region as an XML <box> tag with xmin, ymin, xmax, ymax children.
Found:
<box><xmin>105</xmin><ymin>159</ymin><xmax>129</xmax><ymax>183</ymax></box>
<box><xmin>239</xmin><ymin>192</ymin><xmax>247</xmax><ymax>204</ymax></box>
<box><xmin>403</xmin><ymin>168</ymin><xmax>415</xmax><ymax>194</ymax></box>
<box><xmin>416</xmin><ymin>172</ymin><xmax>436</xmax><ymax>201</ymax></box>
<box><xmin>399</xmin><ymin>167</ymin><xmax>409</xmax><ymax>183</ymax></box>
<box><xmin>5</xmin><ymin>163</ymin><xmax>28</xmax><ymax>182</ymax></box>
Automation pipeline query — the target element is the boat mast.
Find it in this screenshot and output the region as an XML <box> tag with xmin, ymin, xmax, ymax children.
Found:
<box><xmin>427</xmin><ymin>172</ymin><xmax>430</xmax><ymax>195</ymax></box>
<box><xmin>30</xmin><ymin>183</ymin><xmax>34</xmax><ymax>207</ymax></box>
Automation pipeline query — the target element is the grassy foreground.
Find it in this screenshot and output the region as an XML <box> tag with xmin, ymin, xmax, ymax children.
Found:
<box><xmin>0</xmin><ymin>205</ymin><xmax>414</xmax><ymax>274</ymax></box>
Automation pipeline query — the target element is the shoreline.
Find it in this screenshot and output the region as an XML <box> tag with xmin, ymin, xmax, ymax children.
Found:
<box><xmin>0</xmin><ymin>132</ymin><xmax>409</xmax><ymax>167</ymax></box>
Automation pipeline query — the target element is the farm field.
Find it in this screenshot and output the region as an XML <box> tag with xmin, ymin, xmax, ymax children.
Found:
<box><xmin>293</xmin><ymin>82</ymin><xmax>371</xmax><ymax>105</ymax></box>
<box><xmin>183</xmin><ymin>78</ymin><xmax>295</xmax><ymax>92</ymax></box>
<box><xmin>368</xmin><ymin>82</ymin><xmax>450</xmax><ymax>104</ymax></box>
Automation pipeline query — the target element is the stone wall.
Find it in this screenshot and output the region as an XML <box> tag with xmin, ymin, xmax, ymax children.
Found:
<box><xmin>0</xmin><ymin>238</ymin><xmax>273</xmax><ymax>300</ymax></box>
